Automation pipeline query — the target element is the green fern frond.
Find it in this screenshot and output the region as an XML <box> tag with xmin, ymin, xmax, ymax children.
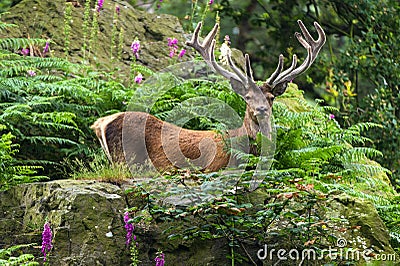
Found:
<box><xmin>130</xmin><ymin>63</ymin><xmax>154</xmax><ymax>76</ymax></box>
<box><xmin>389</xmin><ymin>231</ymin><xmax>400</xmax><ymax>247</ymax></box>
<box><xmin>0</xmin><ymin>38</ymin><xmax>47</xmax><ymax>50</ymax></box>
<box><xmin>347</xmin><ymin>122</ymin><xmax>383</xmax><ymax>133</ymax></box>
<box><xmin>26</xmin><ymin>136</ymin><xmax>79</xmax><ymax>146</ymax></box>
<box><xmin>343</xmin><ymin>162</ymin><xmax>391</xmax><ymax>176</ymax></box>
<box><xmin>290</xmin><ymin>145</ymin><xmax>346</xmax><ymax>161</ymax></box>
<box><xmin>342</xmin><ymin>147</ymin><xmax>383</xmax><ymax>162</ymax></box>
<box><xmin>0</xmin><ymin>22</ymin><xmax>17</xmax><ymax>32</ymax></box>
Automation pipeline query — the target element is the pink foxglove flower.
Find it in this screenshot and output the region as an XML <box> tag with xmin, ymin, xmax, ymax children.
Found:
<box><xmin>124</xmin><ymin>212</ymin><xmax>135</xmax><ymax>245</ymax></box>
<box><xmin>97</xmin><ymin>0</ymin><xmax>104</xmax><ymax>12</ymax></box>
<box><xmin>178</xmin><ymin>49</ymin><xmax>186</xmax><ymax>58</ymax></box>
<box><xmin>41</xmin><ymin>222</ymin><xmax>53</xmax><ymax>261</ymax></box>
<box><xmin>21</xmin><ymin>48</ymin><xmax>29</xmax><ymax>56</ymax></box>
<box><xmin>134</xmin><ymin>73</ymin><xmax>143</xmax><ymax>84</ymax></box>
<box><xmin>131</xmin><ymin>40</ymin><xmax>140</xmax><ymax>59</ymax></box>
<box><xmin>167</xmin><ymin>37</ymin><xmax>178</xmax><ymax>47</ymax></box>
<box><xmin>154</xmin><ymin>252</ymin><xmax>165</xmax><ymax>266</ymax></box>
<box><xmin>27</xmin><ymin>70</ymin><xmax>36</xmax><ymax>76</ymax></box>
<box><xmin>43</xmin><ymin>41</ymin><xmax>50</xmax><ymax>54</ymax></box>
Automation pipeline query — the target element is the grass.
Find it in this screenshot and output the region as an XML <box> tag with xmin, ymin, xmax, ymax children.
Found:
<box><xmin>67</xmin><ymin>152</ymin><xmax>159</xmax><ymax>184</ymax></box>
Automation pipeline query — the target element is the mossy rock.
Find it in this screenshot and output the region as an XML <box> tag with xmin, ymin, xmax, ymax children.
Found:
<box><xmin>0</xmin><ymin>179</ymin><xmax>398</xmax><ymax>265</ymax></box>
<box><xmin>2</xmin><ymin>0</ymin><xmax>193</xmax><ymax>77</ymax></box>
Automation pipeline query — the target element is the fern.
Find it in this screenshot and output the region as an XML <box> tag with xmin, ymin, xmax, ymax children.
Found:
<box><xmin>0</xmin><ymin>38</ymin><xmax>47</xmax><ymax>50</ymax></box>
<box><xmin>0</xmin><ymin>17</ymin><xmax>132</xmax><ymax>179</ymax></box>
<box><xmin>0</xmin><ymin>243</ymin><xmax>38</xmax><ymax>266</ymax></box>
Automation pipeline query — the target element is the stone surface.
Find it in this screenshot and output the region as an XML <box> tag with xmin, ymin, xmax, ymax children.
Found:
<box><xmin>0</xmin><ymin>179</ymin><xmax>397</xmax><ymax>265</ymax></box>
<box><xmin>0</xmin><ymin>180</ymin><xmax>130</xmax><ymax>265</ymax></box>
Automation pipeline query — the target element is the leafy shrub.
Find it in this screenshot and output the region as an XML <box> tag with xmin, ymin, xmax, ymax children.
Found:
<box><xmin>0</xmin><ymin>125</ymin><xmax>46</xmax><ymax>190</ymax></box>
<box><xmin>0</xmin><ymin>243</ymin><xmax>38</xmax><ymax>265</ymax></box>
<box><xmin>125</xmin><ymin>82</ymin><xmax>399</xmax><ymax>264</ymax></box>
<box><xmin>0</xmin><ymin>18</ymin><xmax>131</xmax><ymax>179</ymax></box>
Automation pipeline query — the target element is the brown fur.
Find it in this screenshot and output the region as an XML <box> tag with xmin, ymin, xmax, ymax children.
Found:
<box><xmin>91</xmin><ymin>111</ymin><xmax>235</xmax><ymax>172</ymax></box>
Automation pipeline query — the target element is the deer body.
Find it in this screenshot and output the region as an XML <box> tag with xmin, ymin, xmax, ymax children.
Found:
<box><xmin>92</xmin><ymin>21</ymin><xmax>325</xmax><ymax>172</ymax></box>
<box><xmin>91</xmin><ymin>105</ymin><xmax>266</xmax><ymax>172</ymax></box>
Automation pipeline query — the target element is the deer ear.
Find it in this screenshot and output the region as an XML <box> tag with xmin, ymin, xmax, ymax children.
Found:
<box><xmin>272</xmin><ymin>82</ymin><xmax>288</xmax><ymax>97</ymax></box>
<box><xmin>229</xmin><ymin>77</ymin><xmax>247</xmax><ymax>97</ymax></box>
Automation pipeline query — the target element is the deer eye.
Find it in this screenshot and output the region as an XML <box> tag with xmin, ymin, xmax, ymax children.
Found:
<box><xmin>244</xmin><ymin>94</ymin><xmax>251</xmax><ymax>100</ymax></box>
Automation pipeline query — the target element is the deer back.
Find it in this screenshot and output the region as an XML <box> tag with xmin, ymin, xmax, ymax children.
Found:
<box><xmin>91</xmin><ymin>111</ymin><xmax>231</xmax><ymax>172</ymax></box>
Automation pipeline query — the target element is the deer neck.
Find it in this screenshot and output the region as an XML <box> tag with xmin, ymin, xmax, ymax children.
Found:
<box><xmin>227</xmin><ymin>106</ymin><xmax>271</xmax><ymax>140</ymax></box>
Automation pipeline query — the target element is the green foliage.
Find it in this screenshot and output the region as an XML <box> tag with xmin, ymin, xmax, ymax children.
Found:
<box><xmin>347</xmin><ymin>87</ymin><xmax>400</xmax><ymax>189</ymax></box>
<box><xmin>0</xmin><ymin>243</ymin><xmax>39</xmax><ymax>265</ymax></box>
<box><xmin>273</xmin><ymin>98</ymin><xmax>388</xmax><ymax>180</ymax></box>
<box><xmin>0</xmin><ymin>125</ymin><xmax>46</xmax><ymax>190</ymax></box>
<box><xmin>125</xmin><ymin>81</ymin><xmax>398</xmax><ymax>264</ymax></box>
<box><xmin>157</xmin><ymin>0</ymin><xmax>400</xmax><ymax>189</ymax></box>
<box><xmin>0</xmin><ymin>19</ymin><xmax>131</xmax><ymax>180</ymax></box>
<box><xmin>130</xmin><ymin>71</ymin><xmax>245</xmax><ymax>130</ymax></box>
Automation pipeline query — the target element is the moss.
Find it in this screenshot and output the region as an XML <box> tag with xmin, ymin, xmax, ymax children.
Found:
<box><xmin>2</xmin><ymin>0</ymin><xmax>193</xmax><ymax>78</ymax></box>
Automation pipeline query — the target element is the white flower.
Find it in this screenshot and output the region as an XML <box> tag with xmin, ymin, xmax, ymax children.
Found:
<box><xmin>219</xmin><ymin>43</ymin><xmax>231</xmax><ymax>66</ymax></box>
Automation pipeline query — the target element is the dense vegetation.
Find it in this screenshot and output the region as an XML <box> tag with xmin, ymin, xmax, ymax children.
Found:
<box><xmin>0</xmin><ymin>0</ymin><xmax>399</xmax><ymax>264</ymax></box>
<box><xmin>154</xmin><ymin>0</ymin><xmax>400</xmax><ymax>191</ymax></box>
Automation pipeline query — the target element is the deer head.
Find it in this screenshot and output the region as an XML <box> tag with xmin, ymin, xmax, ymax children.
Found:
<box><xmin>186</xmin><ymin>20</ymin><xmax>326</xmax><ymax>139</ymax></box>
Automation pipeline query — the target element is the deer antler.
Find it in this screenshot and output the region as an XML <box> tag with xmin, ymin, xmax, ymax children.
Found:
<box><xmin>186</xmin><ymin>22</ymin><xmax>256</xmax><ymax>97</ymax></box>
<box><xmin>266</xmin><ymin>20</ymin><xmax>326</xmax><ymax>96</ymax></box>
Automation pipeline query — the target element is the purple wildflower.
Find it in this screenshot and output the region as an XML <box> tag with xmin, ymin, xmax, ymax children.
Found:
<box><xmin>43</xmin><ymin>41</ymin><xmax>50</xmax><ymax>55</ymax></box>
<box><xmin>167</xmin><ymin>38</ymin><xmax>179</xmax><ymax>58</ymax></box>
<box><xmin>167</xmin><ymin>37</ymin><xmax>178</xmax><ymax>47</ymax></box>
<box><xmin>124</xmin><ymin>212</ymin><xmax>134</xmax><ymax>245</ymax></box>
<box><xmin>134</xmin><ymin>73</ymin><xmax>143</xmax><ymax>84</ymax></box>
<box><xmin>116</xmin><ymin>5</ymin><xmax>120</xmax><ymax>15</ymax></box>
<box><xmin>21</xmin><ymin>48</ymin><xmax>29</xmax><ymax>56</ymax></box>
<box><xmin>209</xmin><ymin>0</ymin><xmax>214</xmax><ymax>5</ymax></box>
<box><xmin>41</xmin><ymin>222</ymin><xmax>53</xmax><ymax>261</ymax></box>
<box><xmin>328</xmin><ymin>114</ymin><xmax>335</xmax><ymax>120</ymax></box>
<box><xmin>97</xmin><ymin>0</ymin><xmax>104</xmax><ymax>12</ymax></box>
<box><xmin>131</xmin><ymin>40</ymin><xmax>140</xmax><ymax>59</ymax></box>
<box><xmin>27</xmin><ymin>70</ymin><xmax>36</xmax><ymax>76</ymax></box>
<box><xmin>178</xmin><ymin>49</ymin><xmax>186</xmax><ymax>58</ymax></box>
<box><xmin>154</xmin><ymin>252</ymin><xmax>165</xmax><ymax>266</ymax></box>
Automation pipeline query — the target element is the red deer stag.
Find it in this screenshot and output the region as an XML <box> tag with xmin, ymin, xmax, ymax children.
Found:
<box><xmin>91</xmin><ymin>20</ymin><xmax>326</xmax><ymax>172</ymax></box>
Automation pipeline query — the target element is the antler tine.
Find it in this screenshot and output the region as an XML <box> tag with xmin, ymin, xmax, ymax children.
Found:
<box><xmin>297</xmin><ymin>20</ymin><xmax>326</xmax><ymax>63</ymax></box>
<box><xmin>272</xmin><ymin>45</ymin><xmax>312</xmax><ymax>86</ymax></box>
<box><xmin>187</xmin><ymin>22</ymin><xmax>241</xmax><ymax>82</ymax></box>
<box><xmin>266</xmin><ymin>54</ymin><xmax>284</xmax><ymax>84</ymax></box>
<box><xmin>187</xmin><ymin>22</ymin><xmax>260</xmax><ymax>96</ymax></box>
<box><xmin>227</xmin><ymin>51</ymin><xmax>247</xmax><ymax>83</ymax></box>
<box><xmin>266</xmin><ymin>20</ymin><xmax>326</xmax><ymax>89</ymax></box>
<box><xmin>272</xmin><ymin>54</ymin><xmax>298</xmax><ymax>84</ymax></box>
<box><xmin>244</xmin><ymin>54</ymin><xmax>254</xmax><ymax>82</ymax></box>
<box><xmin>186</xmin><ymin>22</ymin><xmax>219</xmax><ymax>64</ymax></box>
<box><xmin>202</xmin><ymin>23</ymin><xmax>219</xmax><ymax>49</ymax></box>
<box><xmin>209</xmin><ymin>39</ymin><xmax>241</xmax><ymax>82</ymax></box>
